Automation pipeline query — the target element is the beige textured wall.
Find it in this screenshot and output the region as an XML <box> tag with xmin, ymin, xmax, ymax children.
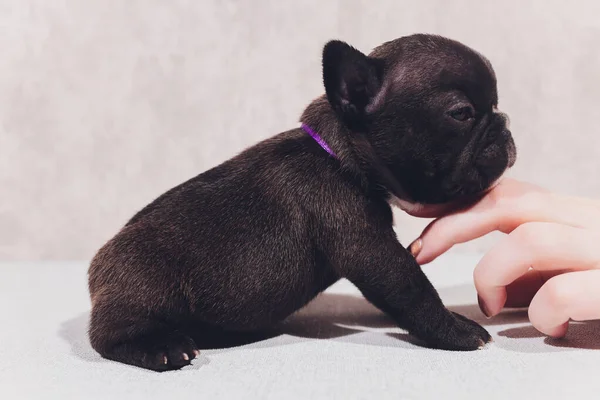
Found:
<box><xmin>2</xmin><ymin>0</ymin><xmax>600</xmax><ymax>260</ymax></box>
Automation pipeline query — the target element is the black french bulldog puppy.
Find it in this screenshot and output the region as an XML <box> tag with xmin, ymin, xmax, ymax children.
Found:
<box><xmin>88</xmin><ymin>34</ymin><xmax>516</xmax><ymax>371</ymax></box>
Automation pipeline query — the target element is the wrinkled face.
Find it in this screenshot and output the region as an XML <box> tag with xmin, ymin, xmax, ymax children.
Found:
<box><xmin>367</xmin><ymin>36</ymin><xmax>517</xmax><ymax>204</ymax></box>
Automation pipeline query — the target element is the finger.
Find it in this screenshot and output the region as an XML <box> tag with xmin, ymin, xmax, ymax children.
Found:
<box><xmin>415</xmin><ymin>182</ymin><xmax>600</xmax><ymax>264</ymax></box>
<box><xmin>402</xmin><ymin>196</ymin><xmax>479</xmax><ymax>218</ymax></box>
<box><xmin>415</xmin><ymin>180</ymin><xmax>543</xmax><ymax>263</ymax></box>
<box><xmin>403</xmin><ymin>176</ymin><xmax>507</xmax><ymax>218</ymax></box>
<box><xmin>414</xmin><ymin>203</ymin><xmax>503</xmax><ymax>264</ymax></box>
<box><xmin>401</xmin><ymin>202</ymin><xmax>459</xmax><ymax>219</ymax></box>
<box><xmin>529</xmin><ymin>270</ymin><xmax>600</xmax><ymax>337</ymax></box>
<box><xmin>474</xmin><ymin>223</ymin><xmax>600</xmax><ymax>317</ymax></box>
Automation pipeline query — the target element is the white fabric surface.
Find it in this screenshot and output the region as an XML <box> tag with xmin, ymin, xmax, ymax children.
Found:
<box><xmin>2</xmin><ymin>253</ymin><xmax>600</xmax><ymax>399</ymax></box>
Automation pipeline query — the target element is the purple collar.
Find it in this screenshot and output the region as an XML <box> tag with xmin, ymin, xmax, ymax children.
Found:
<box><xmin>301</xmin><ymin>123</ymin><xmax>337</xmax><ymax>159</ymax></box>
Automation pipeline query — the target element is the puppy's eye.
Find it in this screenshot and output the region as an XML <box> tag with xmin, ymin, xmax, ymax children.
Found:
<box><xmin>449</xmin><ymin>107</ymin><xmax>474</xmax><ymax>122</ymax></box>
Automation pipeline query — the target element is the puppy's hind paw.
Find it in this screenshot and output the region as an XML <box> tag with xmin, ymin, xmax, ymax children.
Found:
<box><xmin>105</xmin><ymin>332</ymin><xmax>200</xmax><ymax>372</ymax></box>
<box><xmin>152</xmin><ymin>334</ymin><xmax>199</xmax><ymax>371</ymax></box>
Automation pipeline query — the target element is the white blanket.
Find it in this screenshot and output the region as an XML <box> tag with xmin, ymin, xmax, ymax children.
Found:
<box><xmin>2</xmin><ymin>253</ymin><xmax>599</xmax><ymax>399</ymax></box>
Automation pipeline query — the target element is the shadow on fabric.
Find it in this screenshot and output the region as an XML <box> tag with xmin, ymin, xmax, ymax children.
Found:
<box><xmin>59</xmin><ymin>286</ymin><xmax>600</xmax><ymax>368</ymax></box>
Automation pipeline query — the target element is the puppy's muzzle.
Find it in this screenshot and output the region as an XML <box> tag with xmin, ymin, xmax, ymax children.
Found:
<box><xmin>503</xmin><ymin>130</ymin><xmax>517</xmax><ymax>168</ymax></box>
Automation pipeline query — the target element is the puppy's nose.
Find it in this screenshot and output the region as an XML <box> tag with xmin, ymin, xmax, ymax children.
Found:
<box><xmin>503</xmin><ymin>131</ymin><xmax>517</xmax><ymax>167</ymax></box>
<box><xmin>494</xmin><ymin>111</ymin><xmax>510</xmax><ymax>130</ymax></box>
<box><xmin>507</xmin><ymin>142</ymin><xmax>517</xmax><ymax>167</ymax></box>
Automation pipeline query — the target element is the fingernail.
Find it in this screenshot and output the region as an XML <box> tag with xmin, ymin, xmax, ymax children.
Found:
<box><xmin>478</xmin><ymin>295</ymin><xmax>492</xmax><ymax>319</ymax></box>
<box><xmin>409</xmin><ymin>238</ymin><xmax>423</xmax><ymax>258</ymax></box>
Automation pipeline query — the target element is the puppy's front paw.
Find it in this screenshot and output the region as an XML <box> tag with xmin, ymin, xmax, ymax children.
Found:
<box><xmin>430</xmin><ymin>312</ymin><xmax>492</xmax><ymax>351</ymax></box>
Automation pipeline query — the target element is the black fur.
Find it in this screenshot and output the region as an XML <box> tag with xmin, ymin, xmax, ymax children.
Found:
<box><xmin>88</xmin><ymin>34</ymin><xmax>516</xmax><ymax>371</ymax></box>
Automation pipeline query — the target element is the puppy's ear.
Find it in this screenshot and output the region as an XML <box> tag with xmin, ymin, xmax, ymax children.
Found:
<box><xmin>322</xmin><ymin>40</ymin><xmax>383</xmax><ymax>124</ymax></box>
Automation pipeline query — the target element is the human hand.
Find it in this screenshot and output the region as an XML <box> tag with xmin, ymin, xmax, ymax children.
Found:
<box><xmin>407</xmin><ymin>178</ymin><xmax>600</xmax><ymax>337</ymax></box>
